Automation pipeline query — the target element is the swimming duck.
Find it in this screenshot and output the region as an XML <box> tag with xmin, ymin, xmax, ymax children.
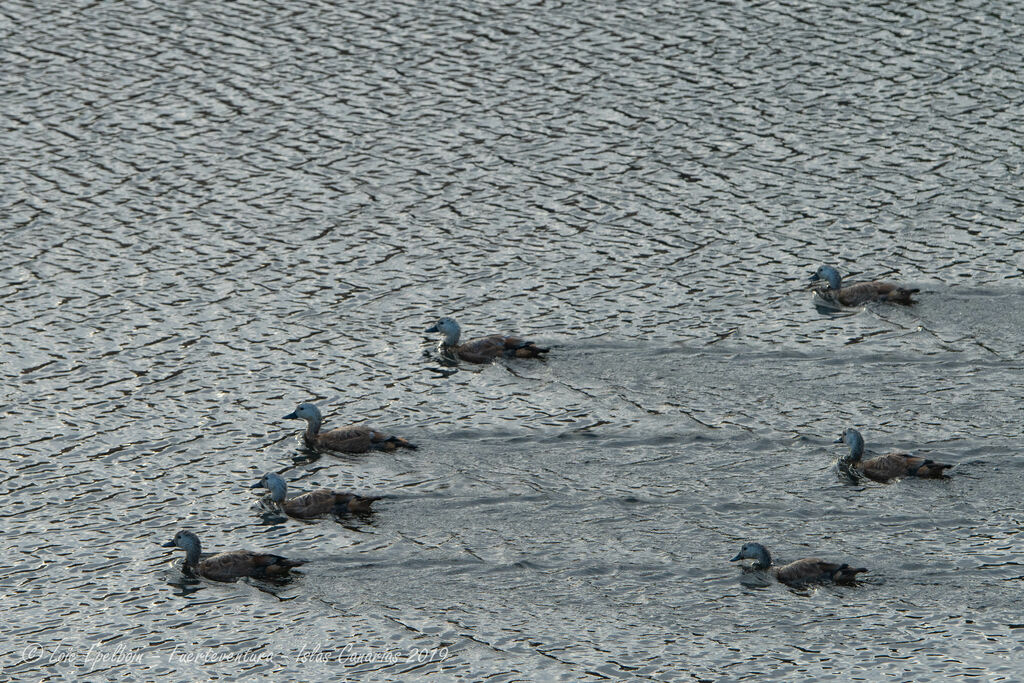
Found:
<box><xmin>809</xmin><ymin>265</ymin><xmax>919</xmax><ymax>306</ymax></box>
<box><xmin>283</xmin><ymin>403</ymin><xmax>417</xmax><ymax>453</ymax></box>
<box><xmin>161</xmin><ymin>530</ymin><xmax>304</xmax><ymax>582</ymax></box>
<box><xmin>425</xmin><ymin>316</ymin><xmax>549</xmax><ymax>364</ymax></box>
<box><xmin>835</xmin><ymin>428</ymin><xmax>951</xmax><ymax>482</ymax></box>
<box><xmin>730</xmin><ymin>542</ymin><xmax>867</xmax><ymax>586</ymax></box>
<box><xmin>251</xmin><ymin>472</ymin><xmax>379</xmax><ymax>517</ymax></box>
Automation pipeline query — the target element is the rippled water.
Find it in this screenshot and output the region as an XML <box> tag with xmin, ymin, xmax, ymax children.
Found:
<box><xmin>3</xmin><ymin>0</ymin><xmax>1023</xmax><ymax>679</ymax></box>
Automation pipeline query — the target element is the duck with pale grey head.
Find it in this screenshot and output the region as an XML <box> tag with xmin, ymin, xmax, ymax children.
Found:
<box><xmin>730</xmin><ymin>542</ymin><xmax>867</xmax><ymax>586</ymax></box>
<box><xmin>161</xmin><ymin>530</ymin><xmax>304</xmax><ymax>582</ymax></box>
<box><xmin>835</xmin><ymin>428</ymin><xmax>952</xmax><ymax>482</ymax></box>
<box><xmin>809</xmin><ymin>265</ymin><xmax>919</xmax><ymax>306</ymax></box>
<box><xmin>251</xmin><ymin>472</ymin><xmax>379</xmax><ymax>517</ymax></box>
<box><xmin>283</xmin><ymin>402</ymin><xmax>417</xmax><ymax>454</ymax></box>
<box><xmin>425</xmin><ymin>316</ymin><xmax>549</xmax><ymax>364</ymax></box>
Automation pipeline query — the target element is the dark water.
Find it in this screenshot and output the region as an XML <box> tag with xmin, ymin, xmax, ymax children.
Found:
<box><xmin>3</xmin><ymin>0</ymin><xmax>1023</xmax><ymax>679</ymax></box>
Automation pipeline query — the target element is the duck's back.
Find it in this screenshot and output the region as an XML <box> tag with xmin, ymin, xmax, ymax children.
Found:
<box><xmin>198</xmin><ymin>550</ymin><xmax>303</xmax><ymax>581</ymax></box>
<box><xmin>311</xmin><ymin>425</ymin><xmax>373</xmax><ymax>453</ymax></box>
<box><xmin>836</xmin><ymin>281</ymin><xmax>918</xmax><ymax>306</ymax></box>
<box><xmin>774</xmin><ymin>558</ymin><xmax>867</xmax><ymax>585</ymax></box>
<box><xmin>282</xmin><ymin>489</ymin><xmax>350</xmax><ymax>518</ymax></box>
<box><xmin>456</xmin><ymin>334</ymin><xmax>548</xmax><ymax>363</ymax></box>
<box><xmin>860</xmin><ymin>451</ymin><xmax>950</xmax><ymax>481</ymax></box>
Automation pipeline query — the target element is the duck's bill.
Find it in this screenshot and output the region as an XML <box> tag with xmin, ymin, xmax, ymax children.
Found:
<box><xmin>283</xmin><ymin>411</ymin><xmax>298</xmax><ymax>420</ymax></box>
<box><xmin>730</xmin><ymin>553</ymin><xmax>742</xmax><ymax>562</ymax></box>
<box><xmin>161</xmin><ymin>540</ymin><xmax>177</xmax><ymax>548</ymax></box>
<box><xmin>808</xmin><ymin>273</ymin><xmax>821</xmax><ymax>281</ymax></box>
<box><xmin>250</xmin><ymin>481</ymin><xmax>265</xmax><ymax>489</ymax></box>
<box><xmin>424</xmin><ymin>324</ymin><xmax>439</xmax><ymax>333</ymax></box>
<box><xmin>833</xmin><ymin>436</ymin><xmax>845</xmax><ymax>443</ymax></box>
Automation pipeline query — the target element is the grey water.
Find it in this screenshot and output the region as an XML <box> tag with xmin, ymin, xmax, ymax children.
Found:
<box><xmin>2</xmin><ymin>0</ymin><xmax>1023</xmax><ymax>680</ymax></box>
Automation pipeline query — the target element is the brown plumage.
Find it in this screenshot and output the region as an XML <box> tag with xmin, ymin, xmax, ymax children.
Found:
<box><xmin>772</xmin><ymin>558</ymin><xmax>869</xmax><ymax>585</ymax></box>
<box><xmin>252</xmin><ymin>472</ymin><xmax>379</xmax><ymax>518</ymax></box>
<box><xmin>284</xmin><ymin>489</ymin><xmax>378</xmax><ymax>516</ymax></box>
<box><xmin>450</xmin><ymin>334</ymin><xmax>549</xmax><ymax>363</ymax></box>
<box><xmin>162</xmin><ymin>530</ymin><xmax>304</xmax><ymax>582</ymax></box>
<box><xmin>810</xmin><ymin>265</ymin><xmax>918</xmax><ymax>306</ymax></box>
<box><xmin>836</xmin><ymin>428</ymin><xmax>952</xmax><ymax>483</ymax></box>
<box><xmin>852</xmin><ymin>451</ymin><xmax>952</xmax><ymax>482</ymax></box>
<box><xmin>426</xmin><ymin>317</ymin><xmax>549</xmax><ymax>364</ymax></box>
<box><xmin>731</xmin><ymin>543</ymin><xmax>867</xmax><ymax>586</ymax></box>
<box><xmin>283</xmin><ymin>403</ymin><xmax>417</xmax><ymax>454</ymax></box>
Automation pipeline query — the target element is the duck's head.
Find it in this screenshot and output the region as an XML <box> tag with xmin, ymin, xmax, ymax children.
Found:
<box><xmin>835</xmin><ymin>428</ymin><xmax>865</xmax><ymax>461</ymax></box>
<box><xmin>425</xmin><ymin>316</ymin><xmax>461</xmax><ymax>345</ymax></box>
<box><xmin>162</xmin><ymin>530</ymin><xmax>202</xmax><ymax>565</ymax></box>
<box><xmin>283</xmin><ymin>402</ymin><xmax>322</xmax><ymax>422</ymax></box>
<box><xmin>809</xmin><ymin>265</ymin><xmax>842</xmax><ymax>290</ymax></box>
<box><xmin>730</xmin><ymin>542</ymin><xmax>771</xmax><ymax>568</ymax></box>
<box><xmin>251</xmin><ymin>472</ymin><xmax>288</xmax><ymax>502</ymax></box>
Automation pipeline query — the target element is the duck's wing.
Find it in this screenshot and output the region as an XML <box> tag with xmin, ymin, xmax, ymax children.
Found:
<box><xmin>878</xmin><ymin>451</ymin><xmax>951</xmax><ymax>479</ymax></box>
<box><xmin>453</xmin><ymin>335</ymin><xmax>509</xmax><ymax>363</ymax></box>
<box><xmin>283</xmin><ymin>489</ymin><xmax>348</xmax><ymax>518</ymax></box>
<box><xmin>859</xmin><ymin>452</ymin><xmax>912</xmax><ymax>481</ymax></box>
<box><xmin>198</xmin><ymin>551</ymin><xmax>304</xmax><ymax>582</ymax></box>
<box><xmin>774</xmin><ymin>558</ymin><xmax>867</xmax><ymax>585</ymax></box>
<box><xmin>836</xmin><ymin>282</ymin><xmax>887</xmax><ymax>306</ymax></box>
<box><xmin>838</xmin><ymin>281</ymin><xmax>917</xmax><ymax>306</ymax></box>
<box><xmin>861</xmin><ymin>451</ymin><xmax>949</xmax><ymax>481</ymax></box>
<box><xmin>316</xmin><ymin>425</ymin><xmax>373</xmax><ymax>453</ymax></box>
<box><xmin>457</xmin><ymin>335</ymin><xmax>549</xmax><ymax>362</ymax></box>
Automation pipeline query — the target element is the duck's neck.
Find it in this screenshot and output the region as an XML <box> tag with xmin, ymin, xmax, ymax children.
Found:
<box><xmin>821</xmin><ymin>268</ymin><xmax>842</xmax><ymax>290</ymax></box>
<box><xmin>181</xmin><ymin>538</ymin><xmax>202</xmax><ymax>567</ymax></box>
<box><xmin>750</xmin><ymin>545</ymin><xmax>772</xmax><ymax>569</ymax></box>
<box><xmin>442</xmin><ymin>327</ymin><xmax>460</xmax><ymax>347</ymax></box>
<box><xmin>304</xmin><ymin>414</ymin><xmax>322</xmax><ymax>439</ymax></box>
<box><xmin>843</xmin><ymin>433</ymin><xmax>865</xmax><ymax>463</ymax></box>
<box><xmin>266</xmin><ymin>478</ymin><xmax>288</xmax><ymax>503</ymax></box>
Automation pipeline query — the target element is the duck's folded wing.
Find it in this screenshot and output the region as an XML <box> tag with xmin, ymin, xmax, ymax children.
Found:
<box><xmin>773</xmin><ymin>558</ymin><xmax>830</xmax><ymax>584</ymax></box>
<box><xmin>198</xmin><ymin>551</ymin><xmax>302</xmax><ymax>581</ymax></box>
<box><xmin>318</xmin><ymin>426</ymin><xmax>373</xmax><ymax>452</ymax></box>
<box><xmin>861</xmin><ymin>452</ymin><xmax>917</xmax><ymax>481</ymax></box>
<box><xmin>449</xmin><ymin>335</ymin><xmax>505</xmax><ymax>362</ymax></box>
<box><xmin>774</xmin><ymin>558</ymin><xmax>866</xmax><ymax>584</ymax></box>
<box><xmin>837</xmin><ymin>282</ymin><xmax>885</xmax><ymax>306</ymax></box>
<box><xmin>284</xmin><ymin>489</ymin><xmax>345</xmax><ymax>518</ymax></box>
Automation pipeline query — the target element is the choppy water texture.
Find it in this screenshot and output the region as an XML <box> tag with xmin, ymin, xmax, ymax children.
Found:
<box><xmin>2</xmin><ymin>0</ymin><xmax>1023</xmax><ymax>680</ymax></box>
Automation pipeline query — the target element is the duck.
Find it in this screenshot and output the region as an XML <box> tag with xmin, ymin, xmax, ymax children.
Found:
<box><xmin>251</xmin><ymin>472</ymin><xmax>379</xmax><ymax>517</ymax></box>
<box><xmin>809</xmin><ymin>265</ymin><xmax>919</xmax><ymax>306</ymax></box>
<box><xmin>730</xmin><ymin>542</ymin><xmax>867</xmax><ymax>586</ymax></box>
<box><xmin>425</xmin><ymin>316</ymin><xmax>549</xmax><ymax>364</ymax></box>
<box><xmin>283</xmin><ymin>403</ymin><xmax>417</xmax><ymax>453</ymax></box>
<box><xmin>161</xmin><ymin>530</ymin><xmax>304</xmax><ymax>582</ymax></box>
<box><xmin>835</xmin><ymin>428</ymin><xmax>952</xmax><ymax>482</ymax></box>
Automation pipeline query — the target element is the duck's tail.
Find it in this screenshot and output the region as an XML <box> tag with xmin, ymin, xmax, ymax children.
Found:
<box><xmin>379</xmin><ymin>435</ymin><xmax>417</xmax><ymax>451</ymax></box>
<box><xmin>911</xmin><ymin>459</ymin><xmax>953</xmax><ymax>478</ymax></box>
<box><xmin>513</xmin><ymin>342</ymin><xmax>550</xmax><ymax>358</ymax></box>
<box><xmin>833</xmin><ymin>564</ymin><xmax>868</xmax><ymax>583</ymax></box>
<box><xmin>884</xmin><ymin>287</ymin><xmax>920</xmax><ymax>304</ymax></box>
<box><xmin>265</xmin><ymin>556</ymin><xmax>305</xmax><ymax>577</ymax></box>
<box><xmin>339</xmin><ymin>494</ymin><xmax>382</xmax><ymax>514</ymax></box>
